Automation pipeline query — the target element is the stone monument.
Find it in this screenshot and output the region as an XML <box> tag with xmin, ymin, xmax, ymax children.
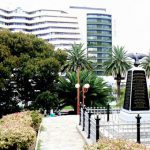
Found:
<box><xmin>120</xmin><ymin>53</ymin><xmax>150</xmax><ymax>122</ymax></box>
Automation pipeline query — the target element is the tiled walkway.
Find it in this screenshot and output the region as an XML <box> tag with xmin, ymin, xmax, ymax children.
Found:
<box><xmin>38</xmin><ymin>115</ymin><xmax>85</xmax><ymax>150</ymax></box>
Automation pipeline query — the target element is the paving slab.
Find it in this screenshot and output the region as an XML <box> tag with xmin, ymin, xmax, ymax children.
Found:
<box><xmin>38</xmin><ymin>115</ymin><xmax>85</xmax><ymax>150</ymax></box>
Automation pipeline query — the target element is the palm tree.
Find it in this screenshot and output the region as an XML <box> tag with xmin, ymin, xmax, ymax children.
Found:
<box><xmin>103</xmin><ymin>45</ymin><xmax>131</xmax><ymax>102</ymax></box>
<box><xmin>57</xmin><ymin>70</ymin><xmax>111</xmax><ymax>113</ymax></box>
<box><xmin>141</xmin><ymin>52</ymin><xmax>150</xmax><ymax>78</ymax></box>
<box><xmin>62</xmin><ymin>43</ymin><xmax>93</xmax><ymax>114</ymax></box>
<box><xmin>63</xmin><ymin>43</ymin><xmax>93</xmax><ymax>72</ymax></box>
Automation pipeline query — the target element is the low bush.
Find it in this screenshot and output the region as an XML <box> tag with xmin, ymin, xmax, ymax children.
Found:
<box><xmin>0</xmin><ymin>111</ymin><xmax>42</xmax><ymax>150</ymax></box>
<box><xmin>84</xmin><ymin>138</ymin><xmax>150</xmax><ymax>150</ymax></box>
<box><xmin>29</xmin><ymin>111</ymin><xmax>42</xmax><ymax>132</ymax></box>
<box><xmin>1</xmin><ymin>111</ymin><xmax>33</xmax><ymax>127</ymax></box>
<box><xmin>0</xmin><ymin>123</ymin><xmax>36</xmax><ymax>150</ymax></box>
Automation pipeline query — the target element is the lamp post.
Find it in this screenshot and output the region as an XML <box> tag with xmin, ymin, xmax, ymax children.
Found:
<box><xmin>82</xmin><ymin>84</ymin><xmax>90</xmax><ymax>106</ymax></box>
<box><xmin>75</xmin><ymin>67</ymin><xmax>80</xmax><ymax>115</ymax></box>
<box><xmin>75</xmin><ymin>83</ymin><xmax>80</xmax><ymax>115</ymax></box>
<box><xmin>75</xmin><ymin>83</ymin><xmax>90</xmax><ymax>114</ymax></box>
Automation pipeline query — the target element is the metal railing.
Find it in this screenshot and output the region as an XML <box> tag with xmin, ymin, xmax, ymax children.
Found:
<box><xmin>79</xmin><ymin>105</ymin><xmax>150</xmax><ymax>147</ymax></box>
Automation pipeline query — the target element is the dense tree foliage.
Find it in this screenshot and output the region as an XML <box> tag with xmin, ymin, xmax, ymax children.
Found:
<box><xmin>34</xmin><ymin>91</ymin><xmax>58</xmax><ymax>112</ymax></box>
<box><xmin>57</xmin><ymin>70</ymin><xmax>111</xmax><ymax>112</ymax></box>
<box><xmin>0</xmin><ymin>29</ymin><xmax>67</xmax><ymax>116</ymax></box>
<box><xmin>103</xmin><ymin>46</ymin><xmax>131</xmax><ymax>101</ymax></box>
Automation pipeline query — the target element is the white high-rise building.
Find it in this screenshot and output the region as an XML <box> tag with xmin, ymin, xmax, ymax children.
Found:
<box><xmin>0</xmin><ymin>7</ymin><xmax>81</xmax><ymax>50</ymax></box>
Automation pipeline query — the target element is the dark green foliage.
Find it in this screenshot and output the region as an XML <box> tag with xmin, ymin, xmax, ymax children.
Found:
<box><xmin>35</xmin><ymin>91</ymin><xmax>58</xmax><ymax>111</ymax></box>
<box><xmin>103</xmin><ymin>46</ymin><xmax>131</xmax><ymax>101</ymax></box>
<box><xmin>103</xmin><ymin>46</ymin><xmax>131</xmax><ymax>76</ymax></box>
<box><xmin>0</xmin><ymin>29</ymin><xmax>67</xmax><ymax>116</ymax></box>
<box><xmin>63</xmin><ymin>43</ymin><xmax>93</xmax><ymax>72</ymax></box>
<box><xmin>57</xmin><ymin>70</ymin><xmax>111</xmax><ymax>111</ymax></box>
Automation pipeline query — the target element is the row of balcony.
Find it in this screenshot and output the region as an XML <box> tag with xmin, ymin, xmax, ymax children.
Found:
<box><xmin>87</xmin><ymin>21</ymin><xmax>111</xmax><ymax>25</ymax></box>
<box><xmin>87</xmin><ymin>27</ymin><xmax>111</xmax><ymax>31</ymax></box>
<box><xmin>87</xmin><ymin>43</ymin><xmax>112</xmax><ymax>47</ymax></box>
<box><xmin>87</xmin><ymin>39</ymin><xmax>112</xmax><ymax>43</ymax></box>
<box><xmin>0</xmin><ymin>25</ymin><xmax>80</xmax><ymax>34</ymax></box>
<box><xmin>87</xmin><ymin>32</ymin><xmax>111</xmax><ymax>36</ymax></box>
<box><xmin>87</xmin><ymin>14</ymin><xmax>111</xmax><ymax>19</ymax></box>
<box><xmin>0</xmin><ymin>16</ymin><xmax>78</xmax><ymax>24</ymax></box>
<box><xmin>0</xmin><ymin>22</ymin><xmax>79</xmax><ymax>29</ymax></box>
<box><xmin>88</xmin><ymin>51</ymin><xmax>111</xmax><ymax>54</ymax></box>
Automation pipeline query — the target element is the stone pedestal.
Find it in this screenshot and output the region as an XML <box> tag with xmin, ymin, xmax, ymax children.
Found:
<box><xmin>120</xmin><ymin>67</ymin><xmax>150</xmax><ymax>122</ymax></box>
<box><xmin>120</xmin><ymin>109</ymin><xmax>150</xmax><ymax>122</ymax></box>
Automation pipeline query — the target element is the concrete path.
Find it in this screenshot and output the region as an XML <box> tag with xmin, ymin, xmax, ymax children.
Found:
<box><xmin>38</xmin><ymin>115</ymin><xmax>85</xmax><ymax>150</ymax></box>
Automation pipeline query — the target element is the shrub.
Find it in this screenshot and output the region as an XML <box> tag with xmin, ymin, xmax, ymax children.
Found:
<box><xmin>28</xmin><ymin>111</ymin><xmax>42</xmax><ymax>132</ymax></box>
<box><xmin>1</xmin><ymin>111</ymin><xmax>33</xmax><ymax>127</ymax></box>
<box><xmin>84</xmin><ymin>138</ymin><xmax>150</xmax><ymax>150</ymax></box>
<box><xmin>0</xmin><ymin>122</ymin><xmax>36</xmax><ymax>150</ymax></box>
<box><xmin>0</xmin><ymin>111</ymin><xmax>42</xmax><ymax>150</ymax></box>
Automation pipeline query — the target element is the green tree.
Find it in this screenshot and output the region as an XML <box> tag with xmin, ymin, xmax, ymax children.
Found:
<box><xmin>57</xmin><ymin>70</ymin><xmax>111</xmax><ymax>112</ymax></box>
<box><xmin>63</xmin><ymin>43</ymin><xmax>93</xmax><ymax>72</ymax></box>
<box><xmin>141</xmin><ymin>52</ymin><xmax>150</xmax><ymax>78</ymax></box>
<box><xmin>103</xmin><ymin>46</ymin><xmax>131</xmax><ymax>102</ymax></box>
<box><xmin>34</xmin><ymin>91</ymin><xmax>58</xmax><ymax>112</ymax></box>
<box><xmin>0</xmin><ymin>29</ymin><xmax>67</xmax><ymax>116</ymax></box>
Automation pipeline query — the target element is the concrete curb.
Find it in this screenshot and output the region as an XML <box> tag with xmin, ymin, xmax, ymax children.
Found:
<box><xmin>76</xmin><ymin>125</ymin><xmax>94</xmax><ymax>146</ymax></box>
<box><xmin>35</xmin><ymin>118</ymin><xmax>43</xmax><ymax>150</ymax></box>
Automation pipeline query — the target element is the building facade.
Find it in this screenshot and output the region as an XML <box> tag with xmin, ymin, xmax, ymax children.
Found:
<box><xmin>0</xmin><ymin>7</ymin><xmax>81</xmax><ymax>50</ymax></box>
<box><xmin>69</xmin><ymin>6</ymin><xmax>112</xmax><ymax>75</ymax></box>
<box><xmin>87</xmin><ymin>13</ymin><xmax>112</xmax><ymax>75</ymax></box>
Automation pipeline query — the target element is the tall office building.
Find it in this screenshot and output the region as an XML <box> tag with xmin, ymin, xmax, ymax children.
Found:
<box><xmin>0</xmin><ymin>7</ymin><xmax>81</xmax><ymax>50</ymax></box>
<box><xmin>87</xmin><ymin>13</ymin><xmax>112</xmax><ymax>75</ymax></box>
<box><xmin>69</xmin><ymin>6</ymin><xmax>112</xmax><ymax>75</ymax></box>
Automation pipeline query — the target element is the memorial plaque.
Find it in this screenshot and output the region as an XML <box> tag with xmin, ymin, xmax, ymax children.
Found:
<box><xmin>121</xmin><ymin>54</ymin><xmax>150</xmax><ymax>121</ymax></box>
<box><xmin>123</xmin><ymin>71</ymin><xmax>132</xmax><ymax>110</ymax></box>
<box><xmin>131</xmin><ymin>70</ymin><xmax>149</xmax><ymax>111</ymax></box>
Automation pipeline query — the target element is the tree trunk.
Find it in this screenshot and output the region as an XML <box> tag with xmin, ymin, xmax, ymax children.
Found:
<box><xmin>116</xmin><ymin>79</ymin><xmax>121</xmax><ymax>102</ymax></box>
<box><xmin>76</xmin><ymin>67</ymin><xmax>80</xmax><ymax>115</ymax></box>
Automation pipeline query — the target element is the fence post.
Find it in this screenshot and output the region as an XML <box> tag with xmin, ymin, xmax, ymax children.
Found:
<box><xmin>136</xmin><ymin>114</ymin><xmax>141</xmax><ymax>144</ymax></box>
<box><xmin>95</xmin><ymin>115</ymin><xmax>100</xmax><ymax>142</ymax></box>
<box><xmin>82</xmin><ymin>105</ymin><xmax>86</xmax><ymax>131</ymax></box>
<box><xmin>79</xmin><ymin>102</ymin><xmax>82</xmax><ymax>125</ymax></box>
<box><xmin>107</xmin><ymin>104</ymin><xmax>110</xmax><ymax>122</ymax></box>
<box><xmin>87</xmin><ymin>111</ymin><xmax>92</xmax><ymax>138</ymax></box>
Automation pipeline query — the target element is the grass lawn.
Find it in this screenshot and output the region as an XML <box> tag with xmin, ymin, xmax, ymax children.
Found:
<box><xmin>63</xmin><ymin>106</ymin><xmax>73</xmax><ymax>110</ymax></box>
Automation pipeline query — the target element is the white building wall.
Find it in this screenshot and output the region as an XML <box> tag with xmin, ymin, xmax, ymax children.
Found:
<box><xmin>68</xmin><ymin>6</ymin><xmax>107</xmax><ymax>47</ymax></box>
<box><xmin>0</xmin><ymin>7</ymin><xmax>81</xmax><ymax>50</ymax></box>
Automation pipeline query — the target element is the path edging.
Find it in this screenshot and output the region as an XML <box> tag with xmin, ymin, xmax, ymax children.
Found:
<box><xmin>76</xmin><ymin>125</ymin><xmax>93</xmax><ymax>146</ymax></box>
<box><xmin>35</xmin><ymin>118</ymin><xmax>43</xmax><ymax>150</ymax></box>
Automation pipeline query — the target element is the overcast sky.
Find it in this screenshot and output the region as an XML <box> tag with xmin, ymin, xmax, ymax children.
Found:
<box><xmin>1</xmin><ymin>0</ymin><xmax>150</xmax><ymax>54</ymax></box>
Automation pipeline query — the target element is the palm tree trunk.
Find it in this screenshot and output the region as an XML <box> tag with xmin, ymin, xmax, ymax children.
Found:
<box><xmin>116</xmin><ymin>79</ymin><xmax>121</xmax><ymax>102</ymax></box>
<box><xmin>76</xmin><ymin>67</ymin><xmax>80</xmax><ymax>115</ymax></box>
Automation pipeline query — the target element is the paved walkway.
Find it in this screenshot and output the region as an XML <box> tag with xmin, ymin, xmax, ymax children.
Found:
<box><xmin>38</xmin><ymin>115</ymin><xmax>85</xmax><ymax>150</ymax></box>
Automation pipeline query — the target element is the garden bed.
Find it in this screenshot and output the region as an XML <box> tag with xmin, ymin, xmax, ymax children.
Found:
<box><xmin>0</xmin><ymin>111</ymin><xmax>42</xmax><ymax>150</ymax></box>
<box><xmin>84</xmin><ymin>138</ymin><xmax>150</xmax><ymax>150</ymax></box>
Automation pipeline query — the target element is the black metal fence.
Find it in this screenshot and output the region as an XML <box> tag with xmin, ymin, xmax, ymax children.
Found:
<box><xmin>79</xmin><ymin>105</ymin><xmax>150</xmax><ymax>146</ymax></box>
